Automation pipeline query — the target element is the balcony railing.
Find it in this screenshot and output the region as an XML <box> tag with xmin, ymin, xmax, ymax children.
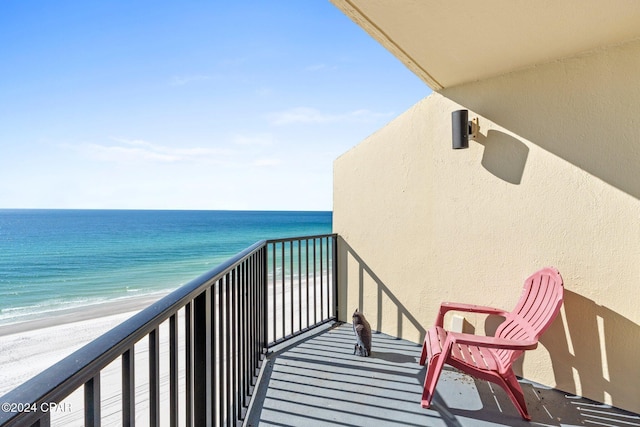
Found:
<box><xmin>0</xmin><ymin>234</ymin><xmax>338</xmax><ymax>427</ymax></box>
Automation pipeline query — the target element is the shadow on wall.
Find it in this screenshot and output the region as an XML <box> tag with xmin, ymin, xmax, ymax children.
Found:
<box><xmin>475</xmin><ymin>130</ymin><xmax>529</xmax><ymax>185</ymax></box>
<box><xmin>440</xmin><ymin>43</ymin><xmax>640</xmax><ymax>413</ymax></box>
<box><xmin>337</xmin><ymin>232</ymin><xmax>639</xmax><ymax>411</ymax></box>
<box><xmin>483</xmin><ymin>288</ymin><xmax>639</xmax><ymax>411</ymax></box>
<box><xmin>539</xmin><ymin>289</ymin><xmax>640</xmax><ymax>412</ymax></box>
<box><xmin>337</xmin><ymin>236</ymin><xmax>426</xmax><ymax>342</ymax></box>
<box><xmin>441</xmin><ymin>48</ymin><xmax>640</xmax><ymax>200</ymax></box>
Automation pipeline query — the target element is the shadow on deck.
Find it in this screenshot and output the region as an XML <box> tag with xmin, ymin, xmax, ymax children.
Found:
<box><xmin>246</xmin><ymin>323</ymin><xmax>640</xmax><ymax>427</ymax></box>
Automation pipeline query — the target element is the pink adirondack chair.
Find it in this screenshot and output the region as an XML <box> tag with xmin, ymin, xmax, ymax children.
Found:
<box><xmin>419</xmin><ymin>267</ymin><xmax>564</xmax><ymax>420</ymax></box>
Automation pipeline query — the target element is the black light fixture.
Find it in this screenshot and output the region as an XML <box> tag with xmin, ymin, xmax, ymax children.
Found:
<box><xmin>452</xmin><ymin>110</ymin><xmax>478</xmax><ymax>149</ymax></box>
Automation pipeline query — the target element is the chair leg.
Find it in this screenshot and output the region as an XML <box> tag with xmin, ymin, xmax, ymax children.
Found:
<box><xmin>419</xmin><ymin>339</ymin><xmax>428</xmax><ymax>365</ymax></box>
<box><xmin>499</xmin><ymin>371</ymin><xmax>531</xmax><ymax>421</ymax></box>
<box><xmin>421</xmin><ymin>353</ymin><xmax>445</xmax><ymax>409</ymax></box>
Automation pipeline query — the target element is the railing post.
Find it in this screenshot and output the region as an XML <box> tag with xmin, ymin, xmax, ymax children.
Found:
<box><xmin>320</xmin><ymin>237</ymin><xmax>324</xmax><ymax>320</ymax></box>
<box><xmin>169</xmin><ymin>314</ymin><xmax>179</xmax><ymax>427</ymax></box>
<box><xmin>223</xmin><ymin>273</ymin><xmax>231</xmax><ymax>427</ymax></box>
<box><xmin>333</xmin><ymin>234</ymin><xmax>338</xmax><ymax>321</ymax></box>
<box><xmin>33</xmin><ymin>413</ymin><xmax>50</xmax><ymax>427</ymax></box>
<box><xmin>122</xmin><ymin>348</ymin><xmax>135</xmax><ymax>427</ymax></box>
<box><xmin>84</xmin><ymin>375</ymin><xmax>100</xmax><ymax>427</ymax></box>
<box><xmin>149</xmin><ymin>327</ymin><xmax>160</xmax><ymax>426</ymax></box>
<box><xmin>185</xmin><ymin>302</ymin><xmax>193</xmax><ymax>427</ymax></box>
<box><xmin>262</xmin><ymin>244</ymin><xmax>269</xmax><ymax>353</ymax></box>
<box><xmin>193</xmin><ymin>289</ymin><xmax>211</xmax><ymax>425</ymax></box>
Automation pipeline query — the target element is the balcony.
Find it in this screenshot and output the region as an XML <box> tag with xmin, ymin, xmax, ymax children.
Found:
<box><xmin>0</xmin><ymin>235</ymin><xmax>638</xmax><ymax>427</ymax></box>
<box><xmin>247</xmin><ymin>323</ymin><xmax>640</xmax><ymax>427</ymax></box>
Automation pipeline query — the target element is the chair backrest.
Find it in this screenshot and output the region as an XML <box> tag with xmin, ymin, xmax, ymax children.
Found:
<box><xmin>494</xmin><ymin>267</ymin><xmax>564</xmax><ymax>369</ymax></box>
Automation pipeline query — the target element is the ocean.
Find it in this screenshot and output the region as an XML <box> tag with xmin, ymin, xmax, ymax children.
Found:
<box><xmin>0</xmin><ymin>209</ymin><xmax>332</xmax><ymax>325</ymax></box>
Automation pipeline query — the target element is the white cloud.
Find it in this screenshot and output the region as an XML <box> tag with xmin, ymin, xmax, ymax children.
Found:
<box><xmin>77</xmin><ymin>138</ymin><xmax>236</xmax><ymax>164</ymax></box>
<box><xmin>231</xmin><ymin>133</ymin><xmax>274</xmax><ymax>146</ymax></box>
<box><xmin>252</xmin><ymin>158</ymin><xmax>281</xmax><ymax>167</ymax></box>
<box><xmin>170</xmin><ymin>74</ymin><xmax>214</xmax><ymax>86</ymax></box>
<box><xmin>85</xmin><ymin>143</ymin><xmax>179</xmax><ymax>162</ymax></box>
<box><xmin>268</xmin><ymin>107</ymin><xmax>394</xmax><ymax>126</ymax></box>
<box><xmin>305</xmin><ymin>63</ymin><xmax>337</xmax><ymax>72</ymax></box>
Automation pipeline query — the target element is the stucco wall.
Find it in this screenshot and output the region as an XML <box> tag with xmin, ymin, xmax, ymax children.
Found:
<box><xmin>333</xmin><ymin>39</ymin><xmax>640</xmax><ymax>413</ymax></box>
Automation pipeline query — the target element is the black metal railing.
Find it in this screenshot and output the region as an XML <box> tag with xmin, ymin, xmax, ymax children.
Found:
<box><xmin>266</xmin><ymin>234</ymin><xmax>337</xmax><ymax>347</ymax></box>
<box><xmin>0</xmin><ymin>234</ymin><xmax>337</xmax><ymax>427</ymax></box>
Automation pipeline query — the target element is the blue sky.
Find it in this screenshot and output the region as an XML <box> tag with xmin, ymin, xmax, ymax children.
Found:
<box><xmin>0</xmin><ymin>1</ymin><xmax>429</xmax><ymax>211</ymax></box>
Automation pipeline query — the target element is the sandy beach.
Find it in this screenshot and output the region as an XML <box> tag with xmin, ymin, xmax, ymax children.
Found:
<box><xmin>0</xmin><ymin>293</ymin><xmax>174</xmax><ymax>426</ymax></box>
<box><xmin>2</xmin><ymin>295</ymin><xmax>229</xmax><ymax>426</ymax></box>
<box><xmin>0</xmin><ymin>272</ymin><xmax>332</xmax><ymax>426</ymax></box>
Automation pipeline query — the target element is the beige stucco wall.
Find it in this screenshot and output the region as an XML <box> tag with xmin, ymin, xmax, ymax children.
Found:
<box><xmin>333</xmin><ymin>39</ymin><xmax>640</xmax><ymax>413</ymax></box>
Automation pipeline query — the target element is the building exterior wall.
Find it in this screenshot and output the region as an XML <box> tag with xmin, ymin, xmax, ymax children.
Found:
<box><xmin>333</xmin><ymin>39</ymin><xmax>640</xmax><ymax>413</ymax></box>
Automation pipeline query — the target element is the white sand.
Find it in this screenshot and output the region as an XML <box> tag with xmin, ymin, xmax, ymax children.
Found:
<box><xmin>0</xmin><ymin>293</ymin><xmax>174</xmax><ymax>426</ymax></box>
<box><xmin>0</xmin><ymin>311</ymin><xmax>139</xmax><ymax>396</ymax></box>
<box><xmin>0</xmin><ymin>273</ymin><xmax>333</xmax><ymax>426</ymax></box>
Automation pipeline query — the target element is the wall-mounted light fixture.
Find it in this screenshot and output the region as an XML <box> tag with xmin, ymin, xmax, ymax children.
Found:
<box><xmin>452</xmin><ymin>110</ymin><xmax>478</xmax><ymax>149</ymax></box>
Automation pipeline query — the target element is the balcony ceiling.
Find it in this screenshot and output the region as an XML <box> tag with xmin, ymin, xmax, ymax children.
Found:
<box><xmin>331</xmin><ymin>0</ymin><xmax>640</xmax><ymax>90</ymax></box>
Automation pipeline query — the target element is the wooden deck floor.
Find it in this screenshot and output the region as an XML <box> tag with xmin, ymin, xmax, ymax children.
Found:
<box><xmin>245</xmin><ymin>323</ymin><xmax>640</xmax><ymax>427</ymax></box>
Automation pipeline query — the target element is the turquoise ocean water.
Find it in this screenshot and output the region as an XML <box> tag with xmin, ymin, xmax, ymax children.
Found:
<box><xmin>0</xmin><ymin>210</ymin><xmax>332</xmax><ymax>325</ymax></box>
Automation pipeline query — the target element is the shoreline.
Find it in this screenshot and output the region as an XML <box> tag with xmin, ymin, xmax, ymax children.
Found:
<box><xmin>1</xmin><ymin>273</ymin><xmax>333</xmax><ymax>425</ymax></box>
<box><xmin>0</xmin><ymin>292</ymin><xmax>170</xmax><ymax>398</ymax></box>
<box><xmin>0</xmin><ymin>291</ymin><xmax>171</xmax><ymax>337</ymax></box>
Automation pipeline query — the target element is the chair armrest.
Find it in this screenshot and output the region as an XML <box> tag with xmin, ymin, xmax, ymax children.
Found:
<box><xmin>447</xmin><ymin>331</ymin><xmax>538</xmax><ymax>350</ymax></box>
<box><xmin>435</xmin><ymin>302</ymin><xmax>508</xmax><ymax>327</ymax></box>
